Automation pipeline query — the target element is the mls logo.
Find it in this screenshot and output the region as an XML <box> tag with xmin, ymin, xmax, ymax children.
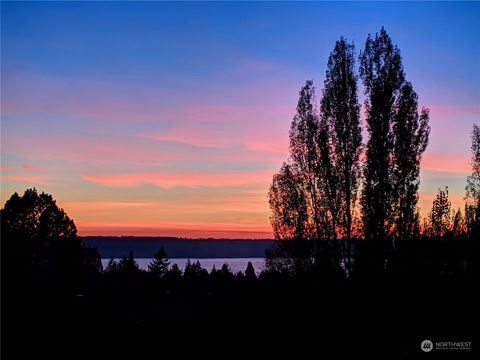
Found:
<box><xmin>421</xmin><ymin>340</ymin><xmax>433</xmax><ymax>352</ymax></box>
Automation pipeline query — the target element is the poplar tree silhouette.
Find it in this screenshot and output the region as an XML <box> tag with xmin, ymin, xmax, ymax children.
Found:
<box><xmin>391</xmin><ymin>82</ymin><xmax>430</xmax><ymax>241</ymax></box>
<box><xmin>269</xmin><ymin>162</ymin><xmax>308</xmax><ymax>242</ymax></box>
<box><xmin>321</xmin><ymin>37</ymin><xmax>362</xmax><ymax>273</ymax></box>
<box><xmin>465</xmin><ymin>124</ymin><xmax>480</xmax><ymax>235</ymax></box>
<box><xmin>288</xmin><ymin>80</ymin><xmax>328</xmax><ymax>242</ymax></box>
<box><xmin>359</xmin><ymin>27</ymin><xmax>429</xmax><ymax>272</ymax></box>
<box><xmin>268</xmin><ymin>81</ymin><xmax>333</xmax><ymax>272</ymax></box>
<box><xmin>360</xmin><ymin>27</ymin><xmax>405</xmax><ymax>246</ymax></box>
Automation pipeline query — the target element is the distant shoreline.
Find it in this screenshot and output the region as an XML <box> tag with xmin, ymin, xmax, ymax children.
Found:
<box><xmin>81</xmin><ymin>236</ymin><xmax>274</xmax><ymax>241</ymax></box>
<box><xmin>83</xmin><ymin>236</ymin><xmax>275</xmax><ymax>259</ymax></box>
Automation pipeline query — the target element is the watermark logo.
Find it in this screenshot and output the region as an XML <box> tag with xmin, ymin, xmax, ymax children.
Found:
<box><xmin>421</xmin><ymin>339</ymin><xmax>472</xmax><ymax>352</ymax></box>
<box><xmin>436</xmin><ymin>341</ymin><xmax>472</xmax><ymax>351</ymax></box>
<box><xmin>421</xmin><ymin>340</ymin><xmax>433</xmax><ymax>352</ymax></box>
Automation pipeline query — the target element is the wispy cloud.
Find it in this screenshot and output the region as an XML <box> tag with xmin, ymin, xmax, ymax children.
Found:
<box><xmin>427</xmin><ymin>104</ymin><xmax>480</xmax><ymax>119</ymax></box>
<box><xmin>1</xmin><ymin>174</ymin><xmax>55</xmax><ymax>186</ymax></box>
<box><xmin>81</xmin><ymin>171</ymin><xmax>273</xmax><ymax>189</ymax></box>
<box><xmin>421</xmin><ymin>154</ymin><xmax>471</xmax><ymax>173</ymax></box>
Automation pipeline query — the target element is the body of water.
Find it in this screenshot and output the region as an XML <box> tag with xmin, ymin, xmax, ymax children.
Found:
<box><xmin>101</xmin><ymin>258</ymin><xmax>265</xmax><ymax>275</ymax></box>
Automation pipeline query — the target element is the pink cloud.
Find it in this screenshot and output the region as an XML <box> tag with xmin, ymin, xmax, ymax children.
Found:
<box><xmin>426</xmin><ymin>104</ymin><xmax>480</xmax><ymax>119</ymax></box>
<box><xmin>3</xmin><ymin>132</ymin><xmax>286</xmax><ymax>167</ymax></box>
<box><xmin>241</xmin><ymin>125</ymin><xmax>289</xmax><ymax>154</ymax></box>
<box><xmin>139</xmin><ymin>103</ymin><xmax>292</xmax><ymax>151</ymax></box>
<box><xmin>3</xmin><ymin>134</ymin><xmax>205</xmax><ymax>164</ymax></box>
<box><xmin>139</xmin><ymin>123</ymin><xmax>238</xmax><ymax>148</ymax></box>
<box><xmin>21</xmin><ymin>164</ymin><xmax>38</xmax><ymax>171</ymax></box>
<box><xmin>1</xmin><ymin>163</ymin><xmax>39</xmax><ymax>171</ymax></box>
<box><xmin>421</xmin><ymin>154</ymin><xmax>471</xmax><ymax>173</ymax></box>
<box><xmin>4</xmin><ymin>71</ymin><xmax>295</xmax><ymax>124</ymax></box>
<box><xmin>64</xmin><ymin>194</ymin><xmax>269</xmax><ymax>217</ymax></box>
<box><xmin>81</xmin><ymin>171</ymin><xmax>273</xmax><ymax>189</ymax></box>
<box><xmin>0</xmin><ymin>174</ymin><xmax>54</xmax><ymax>185</ymax></box>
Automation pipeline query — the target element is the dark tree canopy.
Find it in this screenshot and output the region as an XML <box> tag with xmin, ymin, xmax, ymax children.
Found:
<box><xmin>1</xmin><ymin>188</ymin><xmax>101</xmax><ymax>291</ymax></box>
<box><xmin>1</xmin><ymin>188</ymin><xmax>77</xmax><ymax>242</ymax></box>
<box><xmin>269</xmin><ymin>162</ymin><xmax>308</xmax><ymax>242</ymax></box>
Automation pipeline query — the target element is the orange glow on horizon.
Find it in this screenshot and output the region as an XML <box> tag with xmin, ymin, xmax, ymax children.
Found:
<box><xmin>76</xmin><ymin>221</ymin><xmax>274</xmax><ymax>239</ymax></box>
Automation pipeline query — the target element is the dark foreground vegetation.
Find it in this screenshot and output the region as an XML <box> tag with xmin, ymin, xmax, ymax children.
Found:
<box><xmin>1</xmin><ymin>28</ymin><xmax>478</xmax><ymax>358</ymax></box>
<box><xmin>1</xmin><ymin>191</ymin><xmax>476</xmax><ymax>358</ymax></box>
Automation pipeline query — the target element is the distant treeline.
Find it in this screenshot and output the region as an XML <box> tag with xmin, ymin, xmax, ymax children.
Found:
<box><xmin>82</xmin><ymin>236</ymin><xmax>274</xmax><ymax>258</ymax></box>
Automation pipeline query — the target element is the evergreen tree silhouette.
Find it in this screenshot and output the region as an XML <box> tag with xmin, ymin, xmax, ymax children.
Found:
<box><xmin>148</xmin><ymin>246</ymin><xmax>170</xmax><ymax>278</ymax></box>
<box><xmin>105</xmin><ymin>257</ymin><xmax>119</xmax><ymax>273</ymax></box>
<box><xmin>221</xmin><ymin>263</ymin><xmax>232</xmax><ymax>275</ymax></box>
<box><xmin>245</xmin><ymin>261</ymin><xmax>257</xmax><ymax>279</ymax></box>
<box><xmin>165</xmin><ymin>263</ymin><xmax>182</xmax><ymax>282</ymax></box>
<box><xmin>118</xmin><ymin>251</ymin><xmax>140</xmax><ymax>273</ymax></box>
<box><xmin>452</xmin><ymin>208</ymin><xmax>466</xmax><ymax>236</ymax></box>
<box><xmin>427</xmin><ymin>187</ymin><xmax>453</xmax><ymax>237</ymax></box>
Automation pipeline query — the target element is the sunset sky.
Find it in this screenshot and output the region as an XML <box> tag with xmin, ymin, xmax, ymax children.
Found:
<box><xmin>1</xmin><ymin>2</ymin><xmax>479</xmax><ymax>238</ymax></box>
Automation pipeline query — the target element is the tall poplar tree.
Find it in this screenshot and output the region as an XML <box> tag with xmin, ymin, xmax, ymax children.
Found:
<box><xmin>321</xmin><ymin>37</ymin><xmax>362</xmax><ymax>272</ymax></box>
<box><xmin>391</xmin><ymin>82</ymin><xmax>430</xmax><ymax>241</ymax></box>
<box><xmin>359</xmin><ymin>27</ymin><xmax>429</xmax><ymax>273</ymax></box>
<box><xmin>465</xmin><ymin>124</ymin><xmax>480</xmax><ymax>235</ymax></box>
<box><xmin>360</xmin><ymin>27</ymin><xmax>405</xmax><ymax>247</ymax></box>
